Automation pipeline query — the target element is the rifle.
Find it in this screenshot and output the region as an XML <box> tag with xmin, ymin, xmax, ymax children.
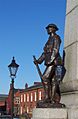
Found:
<box><xmin>33</xmin><ymin>55</ymin><xmax>45</xmax><ymax>87</ymax></box>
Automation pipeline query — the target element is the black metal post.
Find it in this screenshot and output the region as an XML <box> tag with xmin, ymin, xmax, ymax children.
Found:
<box><xmin>11</xmin><ymin>78</ymin><xmax>14</xmax><ymax>119</ymax></box>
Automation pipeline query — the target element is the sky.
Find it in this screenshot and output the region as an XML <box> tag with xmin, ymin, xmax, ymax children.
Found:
<box><xmin>0</xmin><ymin>0</ymin><xmax>66</xmax><ymax>94</ymax></box>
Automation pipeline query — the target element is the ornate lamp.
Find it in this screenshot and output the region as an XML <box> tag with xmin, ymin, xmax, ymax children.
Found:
<box><xmin>8</xmin><ymin>57</ymin><xmax>19</xmax><ymax>118</ymax></box>
<box><xmin>8</xmin><ymin>57</ymin><xmax>19</xmax><ymax>78</ymax></box>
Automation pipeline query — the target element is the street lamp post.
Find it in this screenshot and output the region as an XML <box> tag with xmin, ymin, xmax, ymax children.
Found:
<box><xmin>8</xmin><ymin>57</ymin><xmax>19</xmax><ymax>119</ymax></box>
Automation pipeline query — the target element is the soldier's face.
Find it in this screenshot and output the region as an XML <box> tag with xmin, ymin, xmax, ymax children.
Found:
<box><xmin>47</xmin><ymin>27</ymin><xmax>56</xmax><ymax>34</ymax></box>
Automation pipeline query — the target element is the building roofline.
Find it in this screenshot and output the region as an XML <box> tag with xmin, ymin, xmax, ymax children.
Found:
<box><xmin>0</xmin><ymin>94</ymin><xmax>8</xmax><ymax>97</ymax></box>
<box><xmin>20</xmin><ymin>84</ymin><xmax>43</xmax><ymax>93</ymax></box>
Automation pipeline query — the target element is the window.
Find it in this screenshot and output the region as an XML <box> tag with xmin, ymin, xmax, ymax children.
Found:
<box><xmin>21</xmin><ymin>95</ymin><xmax>23</xmax><ymax>102</ymax></box>
<box><xmin>34</xmin><ymin>92</ymin><xmax>37</xmax><ymax>101</ymax></box>
<box><xmin>27</xmin><ymin>93</ymin><xmax>29</xmax><ymax>102</ymax></box>
<box><xmin>27</xmin><ymin>106</ymin><xmax>29</xmax><ymax>113</ymax></box>
<box><xmin>24</xmin><ymin>94</ymin><xmax>26</xmax><ymax>102</ymax></box>
<box><xmin>14</xmin><ymin>97</ymin><xmax>20</xmax><ymax>104</ymax></box>
<box><xmin>18</xmin><ymin>100</ymin><xmax>20</xmax><ymax>104</ymax></box>
<box><xmin>20</xmin><ymin>106</ymin><xmax>22</xmax><ymax>114</ymax></box>
<box><xmin>39</xmin><ymin>91</ymin><xmax>42</xmax><ymax>100</ymax></box>
<box><xmin>31</xmin><ymin>93</ymin><xmax>33</xmax><ymax>102</ymax></box>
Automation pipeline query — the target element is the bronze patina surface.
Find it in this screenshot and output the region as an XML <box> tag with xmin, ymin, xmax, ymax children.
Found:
<box><xmin>33</xmin><ymin>24</ymin><xmax>66</xmax><ymax>108</ymax></box>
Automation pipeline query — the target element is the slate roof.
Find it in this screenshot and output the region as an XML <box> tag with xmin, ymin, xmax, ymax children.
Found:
<box><xmin>0</xmin><ymin>94</ymin><xmax>8</xmax><ymax>101</ymax></box>
<box><xmin>14</xmin><ymin>88</ymin><xmax>24</xmax><ymax>93</ymax></box>
<box><xmin>20</xmin><ymin>83</ymin><xmax>43</xmax><ymax>93</ymax></box>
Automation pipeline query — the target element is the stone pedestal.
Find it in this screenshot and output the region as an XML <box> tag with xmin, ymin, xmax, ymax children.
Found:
<box><xmin>32</xmin><ymin>108</ymin><xmax>67</xmax><ymax>119</ymax></box>
<box><xmin>60</xmin><ymin>1</ymin><xmax>78</xmax><ymax>118</ymax></box>
<box><xmin>68</xmin><ymin>107</ymin><xmax>78</xmax><ymax>119</ymax></box>
<box><xmin>62</xmin><ymin>0</ymin><xmax>78</xmax><ymax>93</ymax></box>
<box><xmin>61</xmin><ymin>91</ymin><xmax>78</xmax><ymax>108</ymax></box>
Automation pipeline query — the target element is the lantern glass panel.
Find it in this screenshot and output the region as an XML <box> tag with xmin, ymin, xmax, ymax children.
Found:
<box><xmin>11</xmin><ymin>67</ymin><xmax>18</xmax><ymax>76</ymax></box>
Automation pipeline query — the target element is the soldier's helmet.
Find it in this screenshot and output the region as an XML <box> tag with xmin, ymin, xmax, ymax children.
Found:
<box><xmin>46</xmin><ymin>24</ymin><xmax>58</xmax><ymax>31</ymax></box>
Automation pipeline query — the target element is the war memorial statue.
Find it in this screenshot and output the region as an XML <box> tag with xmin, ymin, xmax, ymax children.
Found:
<box><xmin>33</xmin><ymin>24</ymin><xmax>66</xmax><ymax>108</ymax></box>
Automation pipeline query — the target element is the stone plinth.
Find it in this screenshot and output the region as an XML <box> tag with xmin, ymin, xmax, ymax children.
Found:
<box><xmin>66</xmin><ymin>0</ymin><xmax>78</xmax><ymax>15</ymax></box>
<box><xmin>62</xmin><ymin>0</ymin><xmax>78</xmax><ymax>93</ymax></box>
<box><xmin>68</xmin><ymin>107</ymin><xmax>78</xmax><ymax>119</ymax></box>
<box><xmin>32</xmin><ymin>108</ymin><xmax>67</xmax><ymax>119</ymax></box>
<box><xmin>61</xmin><ymin>91</ymin><xmax>78</xmax><ymax>108</ymax></box>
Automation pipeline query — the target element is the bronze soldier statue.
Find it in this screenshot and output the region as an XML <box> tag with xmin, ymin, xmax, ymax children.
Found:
<box><xmin>33</xmin><ymin>24</ymin><xmax>66</xmax><ymax>108</ymax></box>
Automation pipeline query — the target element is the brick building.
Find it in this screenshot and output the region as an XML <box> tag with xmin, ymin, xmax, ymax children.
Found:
<box><xmin>14</xmin><ymin>90</ymin><xmax>21</xmax><ymax>116</ymax></box>
<box><xmin>0</xmin><ymin>82</ymin><xmax>44</xmax><ymax>117</ymax></box>
<box><xmin>20</xmin><ymin>82</ymin><xmax>44</xmax><ymax>117</ymax></box>
<box><xmin>0</xmin><ymin>94</ymin><xmax>8</xmax><ymax>115</ymax></box>
<box><xmin>6</xmin><ymin>83</ymin><xmax>24</xmax><ymax>116</ymax></box>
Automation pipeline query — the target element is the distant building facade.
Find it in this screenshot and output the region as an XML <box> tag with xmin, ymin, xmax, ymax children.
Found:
<box><xmin>0</xmin><ymin>94</ymin><xmax>8</xmax><ymax>115</ymax></box>
<box><xmin>20</xmin><ymin>82</ymin><xmax>44</xmax><ymax>117</ymax></box>
<box><xmin>6</xmin><ymin>83</ymin><xmax>24</xmax><ymax>116</ymax></box>
<box><xmin>0</xmin><ymin>82</ymin><xmax>44</xmax><ymax>117</ymax></box>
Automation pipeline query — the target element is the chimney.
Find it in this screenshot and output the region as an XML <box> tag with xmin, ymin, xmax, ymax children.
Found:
<box><xmin>25</xmin><ymin>83</ymin><xmax>28</xmax><ymax>89</ymax></box>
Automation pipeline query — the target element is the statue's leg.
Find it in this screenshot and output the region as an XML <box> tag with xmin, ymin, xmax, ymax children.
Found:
<box><xmin>55</xmin><ymin>83</ymin><xmax>61</xmax><ymax>103</ymax></box>
<box><xmin>51</xmin><ymin>78</ymin><xmax>56</xmax><ymax>102</ymax></box>
<box><xmin>42</xmin><ymin>66</ymin><xmax>54</xmax><ymax>101</ymax></box>
<box><xmin>44</xmin><ymin>81</ymin><xmax>49</xmax><ymax>100</ymax></box>
<box><xmin>52</xmin><ymin>66</ymin><xmax>62</xmax><ymax>103</ymax></box>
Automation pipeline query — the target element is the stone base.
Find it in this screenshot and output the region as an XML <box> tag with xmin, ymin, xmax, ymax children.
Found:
<box><xmin>61</xmin><ymin>91</ymin><xmax>78</xmax><ymax>108</ymax></box>
<box><xmin>68</xmin><ymin>106</ymin><xmax>78</xmax><ymax>119</ymax></box>
<box><xmin>37</xmin><ymin>100</ymin><xmax>65</xmax><ymax>108</ymax></box>
<box><xmin>32</xmin><ymin>108</ymin><xmax>67</xmax><ymax>119</ymax></box>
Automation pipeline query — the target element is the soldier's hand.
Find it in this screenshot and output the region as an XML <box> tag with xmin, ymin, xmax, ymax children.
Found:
<box><xmin>34</xmin><ymin>60</ymin><xmax>38</xmax><ymax>65</ymax></box>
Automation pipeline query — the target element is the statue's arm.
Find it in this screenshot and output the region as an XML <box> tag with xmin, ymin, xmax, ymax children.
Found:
<box><xmin>34</xmin><ymin>52</ymin><xmax>45</xmax><ymax>65</ymax></box>
<box><xmin>51</xmin><ymin>36</ymin><xmax>61</xmax><ymax>63</ymax></box>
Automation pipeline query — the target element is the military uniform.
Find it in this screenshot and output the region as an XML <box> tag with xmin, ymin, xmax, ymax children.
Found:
<box><xmin>35</xmin><ymin>24</ymin><xmax>65</xmax><ymax>103</ymax></box>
